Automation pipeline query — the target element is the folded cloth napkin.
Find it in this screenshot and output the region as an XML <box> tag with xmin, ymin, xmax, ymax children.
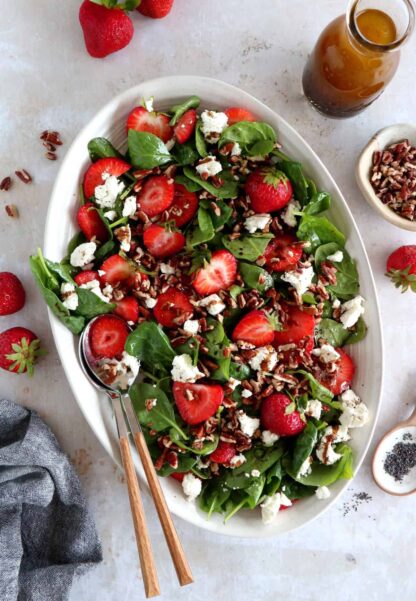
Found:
<box><xmin>0</xmin><ymin>399</ymin><xmax>102</xmax><ymax>601</ymax></box>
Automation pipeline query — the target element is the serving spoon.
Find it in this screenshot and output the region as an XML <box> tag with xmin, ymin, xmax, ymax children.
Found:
<box><xmin>372</xmin><ymin>406</ymin><xmax>416</xmax><ymax>496</ymax></box>
<box><xmin>79</xmin><ymin>316</ymin><xmax>193</xmax><ymax>597</ymax></box>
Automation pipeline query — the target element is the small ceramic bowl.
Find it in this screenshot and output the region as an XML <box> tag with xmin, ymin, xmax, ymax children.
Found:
<box><xmin>356</xmin><ymin>123</ymin><xmax>416</xmax><ymax>232</ymax></box>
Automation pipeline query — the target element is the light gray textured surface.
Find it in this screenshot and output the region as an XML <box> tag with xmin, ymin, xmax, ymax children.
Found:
<box><xmin>1</xmin><ymin>1</ymin><xmax>415</xmax><ymax>599</ymax></box>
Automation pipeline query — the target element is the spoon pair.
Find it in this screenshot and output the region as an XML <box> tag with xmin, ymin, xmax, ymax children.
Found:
<box><xmin>79</xmin><ymin>316</ymin><xmax>193</xmax><ymax>598</ymax></box>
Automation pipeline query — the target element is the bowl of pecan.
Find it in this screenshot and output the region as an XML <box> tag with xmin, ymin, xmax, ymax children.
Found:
<box><xmin>356</xmin><ymin>124</ymin><xmax>416</xmax><ymax>231</ymax></box>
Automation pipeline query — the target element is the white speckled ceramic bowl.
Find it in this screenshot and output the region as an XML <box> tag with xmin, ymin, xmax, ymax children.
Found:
<box><xmin>44</xmin><ymin>76</ymin><xmax>383</xmax><ymax>537</ymax></box>
<box><xmin>356</xmin><ymin>123</ymin><xmax>416</xmax><ymax>232</ymax></box>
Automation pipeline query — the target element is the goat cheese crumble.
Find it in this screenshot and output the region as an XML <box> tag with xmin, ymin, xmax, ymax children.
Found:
<box><xmin>183</xmin><ymin>319</ymin><xmax>200</xmax><ymax>335</ymax></box>
<box><xmin>80</xmin><ymin>279</ymin><xmax>111</xmax><ymax>303</ymax></box>
<box><xmin>316</xmin><ymin>426</ymin><xmax>350</xmax><ymax>465</ymax></box>
<box><xmin>122</xmin><ymin>195</ymin><xmax>137</xmax><ymax>218</ymax></box>
<box><xmin>340</xmin><ymin>295</ymin><xmax>365</xmax><ymax>329</ymax></box>
<box><xmin>281</xmin><ymin>266</ymin><xmax>314</xmax><ymax>297</ymax></box>
<box><xmin>238</xmin><ymin>411</ymin><xmax>260</xmax><ymax>437</ymax></box>
<box><xmin>304</xmin><ymin>399</ymin><xmax>322</xmax><ymax>420</ymax></box>
<box><xmin>97</xmin><ymin>351</ymin><xmax>140</xmax><ymax>390</ymax></box>
<box><xmin>196</xmin><ymin>156</ymin><xmax>223</xmax><ymax>178</ymax></box>
<box><xmin>61</xmin><ymin>282</ymin><xmax>78</xmax><ymax>310</ymax></box>
<box><xmin>182</xmin><ymin>473</ymin><xmax>202</xmax><ymax>502</ymax></box>
<box><xmin>200</xmin><ymin>110</ymin><xmax>228</xmax><ymax>142</ymax></box>
<box><xmin>171</xmin><ymin>354</ymin><xmax>204</xmax><ymax>383</ymax></box>
<box><xmin>244</xmin><ymin>213</ymin><xmax>271</xmax><ymax>234</ymax></box>
<box><xmin>248</xmin><ymin>345</ymin><xmax>278</xmax><ymax>372</ymax></box>
<box><xmin>281</xmin><ymin>200</ymin><xmax>301</xmax><ymax>227</ymax></box>
<box><xmin>70</xmin><ymin>242</ymin><xmax>96</xmax><ymax>268</ymax></box>
<box><xmin>327</xmin><ymin>250</ymin><xmax>344</xmax><ymax>263</ymax></box>
<box><xmin>315</xmin><ymin>486</ymin><xmax>331</xmax><ymax>500</ymax></box>
<box><xmin>197</xmin><ymin>294</ymin><xmax>225</xmax><ymax>316</ymax></box>
<box><xmin>312</xmin><ymin>344</ymin><xmax>340</xmax><ymax>363</ymax></box>
<box><xmin>261</xmin><ymin>430</ymin><xmax>279</xmax><ymax>446</ymax></box>
<box><xmin>339</xmin><ymin>389</ymin><xmax>369</xmax><ymax>428</ymax></box>
<box><xmin>94</xmin><ymin>174</ymin><xmax>125</xmax><ymax>209</ymax></box>
<box><xmin>261</xmin><ymin>492</ymin><xmax>292</xmax><ymax>524</ymax></box>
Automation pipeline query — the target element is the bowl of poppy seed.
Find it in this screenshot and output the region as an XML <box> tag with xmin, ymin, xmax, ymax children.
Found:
<box><xmin>356</xmin><ymin>123</ymin><xmax>416</xmax><ymax>232</ymax></box>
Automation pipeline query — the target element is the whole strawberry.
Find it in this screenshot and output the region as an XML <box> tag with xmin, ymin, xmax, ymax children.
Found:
<box><xmin>246</xmin><ymin>168</ymin><xmax>293</xmax><ymax>213</ymax></box>
<box><xmin>260</xmin><ymin>393</ymin><xmax>305</xmax><ymax>437</ymax></box>
<box><xmin>137</xmin><ymin>0</ymin><xmax>174</xmax><ymax>18</ymax></box>
<box><xmin>0</xmin><ymin>272</ymin><xmax>26</xmax><ymax>315</ymax></box>
<box><xmin>79</xmin><ymin>0</ymin><xmax>137</xmax><ymax>58</ymax></box>
<box><xmin>0</xmin><ymin>327</ymin><xmax>45</xmax><ymax>376</ymax></box>
<box><xmin>386</xmin><ymin>245</ymin><xmax>416</xmax><ymax>292</ymax></box>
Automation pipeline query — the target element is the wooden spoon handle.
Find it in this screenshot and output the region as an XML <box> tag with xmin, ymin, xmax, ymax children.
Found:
<box><xmin>123</xmin><ymin>398</ymin><xmax>193</xmax><ymax>587</ymax></box>
<box><xmin>113</xmin><ymin>397</ymin><xmax>160</xmax><ymax>598</ymax></box>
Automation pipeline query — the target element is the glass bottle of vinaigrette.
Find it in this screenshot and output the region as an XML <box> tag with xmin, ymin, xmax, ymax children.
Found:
<box><xmin>302</xmin><ymin>0</ymin><xmax>415</xmax><ymax>118</ymax></box>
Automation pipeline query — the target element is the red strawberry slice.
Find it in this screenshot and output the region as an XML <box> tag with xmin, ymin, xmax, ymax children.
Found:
<box><xmin>170</xmin><ymin>472</ymin><xmax>186</xmax><ymax>482</ymax></box>
<box><xmin>137</xmin><ymin>0</ymin><xmax>174</xmax><ymax>19</ymax></box>
<box><xmin>77</xmin><ymin>202</ymin><xmax>109</xmax><ymax>242</ymax></box>
<box><xmin>174</xmin><ymin>109</ymin><xmax>197</xmax><ymax>144</ymax></box>
<box><xmin>209</xmin><ymin>441</ymin><xmax>236</xmax><ymax>465</ymax></box>
<box><xmin>260</xmin><ymin>393</ymin><xmax>305</xmax><ymax>437</ymax></box>
<box><xmin>88</xmin><ymin>314</ymin><xmax>129</xmax><ymax>359</ymax></box>
<box><xmin>74</xmin><ymin>270</ymin><xmax>100</xmax><ymax>286</ymax></box>
<box><xmin>114</xmin><ymin>296</ymin><xmax>139</xmax><ymax>323</ymax></box>
<box><xmin>224</xmin><ymin>107</ymin><xmax>256</xmax><ymax>125</ymax></box>
<box><xmin>79</xmin><ymin>0</ymin><xmax>134</xmax><ymax>59</ymax></box>
<box><xmin>126</xmin><ymin>106</ymin><xmax>173</xmax><ymax>143</ymax></box>
<box><xmin>173</xmin><ymin>381</ymin><xmax>224</xmax><ymax>425</ymax></box>
<box><xmin>246</xmin><ymin>168</ymin><xmax>293</xmax><ymax>213</ymax></box>
<box><xmin>143</xmin><ymin>224</ymin><xmax>185</xmax><ymax>258</ymax></box>
<box><xmin>136</xmin><ymin>175</ymin><xmax>174</xmax><ymax>217</ymax></box>
<box><xmin>83</xmin><ymin>157</ymin><xmax>131</xmax><ymax>199</ymax></box>
<box><xmin>153</xmin><ymin>288</ymin><xmax>193</xmax><ymax>327</ymax></box>
<box><xmin>273</xmin><ymin>302</ymin><xmax>315</xmax><ymax>347</ymax></box>
<box><xmin>316</xmin><ymin>348</ymin><xmax>355</xmax><ymax>395</ymax></box>
<box><xmin>232</xmin><ymin>310</ymin><xmax>276</xmax><ymax>347</ymax></box>
<box><xmin>161</xmin><ymin>183</ymin><xmax>198</xmax><ymax>227</ymax></box>
<box><xmin>0</xmin><ymin>272</ymin><xmax>25</xmax><ymax>316</ymax></box>
<box><xmin>100</xmin><ymin>254</ymin><xmax>133</xmax><ymax>285</ymax></box>
<box><xmin>193</xmin><ymin>250</ymin><xmax>237</xmax><ymax>295</ymax></box>
<box><xmin>127</xmin><ymin>270</ymin><xmax>149</xmax><ymax>291</ymax></box>
<box><xmin>0</xmin><ymin>327</ymin><xmax>43</xmax><ymax>375</ymax></box>
<box><xmin>263</xmin><ymin>234</ymin><xmax>303</xmax><ymax>272</ymax></box>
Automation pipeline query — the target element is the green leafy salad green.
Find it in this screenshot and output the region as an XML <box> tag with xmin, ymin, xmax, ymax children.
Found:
<box><xmin>30</xmin><ymin>96</ymin><xmax>369</xmax><ymax>524</ymax></box>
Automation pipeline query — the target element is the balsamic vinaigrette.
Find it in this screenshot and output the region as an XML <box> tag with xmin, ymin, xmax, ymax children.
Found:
<box><xmin>302</xmin><ymin>2</ymin><xmax>414</xmax><ymax>118</ymax></box>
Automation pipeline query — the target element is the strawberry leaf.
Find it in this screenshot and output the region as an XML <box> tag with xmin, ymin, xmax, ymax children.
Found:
<box><xmin>386</xmin><ymin>266</ymin><xmax>416</xmax><ymax>293</ymax></box>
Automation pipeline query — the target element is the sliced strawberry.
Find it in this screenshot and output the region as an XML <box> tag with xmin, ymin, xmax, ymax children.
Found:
<box><xmin>127</xmin><ymin>270</ymin><xmax>149</xmax><ymax>290</ymax></box>
<box><xmin>100</xmin><ymin>254</ymin><xmax>133</xmax><ymax>285</ymax></box>
<box><xmin>209</xmin><ymin>441</ymin><xmax>236</xmax><ymax>465</ymax></box>
<box><xmin>246</xmin><ymin>168</ymin><xmax>293</xmax><ymax>213</ymax></box>
<box><xmin>74</xmin><ymin>270</ymin><xmax>100</xmax><ymax>286</ymax></box>
<box><xmin>143</xmin><ymin>224</ymin><xmax>185</xmax><ymax>258</ymax></box>
<box><xmin>260</xmin><ymin>393</ymin><xmax>305</xmax><ymax>437</ymax></box>
<box><xmin>170</xmin><ymin>472</ymin><xmax>186</xmax><ymax>482</ymax></box>
<box><xmin>316</xmin><ymin>348</ymin><xmax>355</xmax><ymax>395</ymax></box>
<box><xmin>273</xmin><ymin>302</ymin><xmax>315</xmax><ymax>347</ymax></box>
<box><xmin>88</xmin><ymin>315</ymin><xmax>129</xmax><ymax>359</ymax></box>
<box><xmin>193</xmin><ymin>250</ymin><xmax>237</xmax><ymax>295</ymax></box>
<box><xmin>174</xmin><ymin>109</ymin><xmax>197</xmax><ymax>144</ymax></box>
<box><xmin>232</xmin><ymin>310</ymin><xmax>276</xmax><ymax>347</ymax></box>
<box><xmin>77</xmin><ymin>202</ymin><xmax>109</xmax><ymax>242</ymax></box>
<box><xmin>114</xmin><ymin>296</ymin><xmax>139</xmax><ymax>323</ymax></box>
<box><xmin>136</xmin><ymin>175</ymin><xmax>174</xmax><ymax>217</ymax></box>
<box><xmin>224</xmin><ymin>107</ymin><xmax>256</xmax><ymax>125</ymax></box>
<box><xmin>83</xmin><ymin>157</ymin><xmax>131</xmax><ymax>199</ymax></box>
<box><xmin>173</xmin><ymin>381</ymin><xmax>224</xmax><ymax>425</ymax></box>
<box><xmin>161</xmin><ymin>183</ymin><xmax>198</xmax><ymax>227</ymax></box>
<box><xmin>263</xmin><ymin>234</ymin><xmax>303</xmax><ymax>272</ymax></box>
<box><xmin>126</xmin><ymin>106</ymin><xmax>173</xmax><ymax>143</ymax></box>
<box><xmin>153</xmin><ymin>287</ymin><xmax>193</xmax><ymax>327</ymax></box>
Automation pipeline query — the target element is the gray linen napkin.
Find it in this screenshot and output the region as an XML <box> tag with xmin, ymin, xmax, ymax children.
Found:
<box><xmin>0</xmin><ymin>399</ymin><xmax>102</xmax><ymax>601</ymax></box>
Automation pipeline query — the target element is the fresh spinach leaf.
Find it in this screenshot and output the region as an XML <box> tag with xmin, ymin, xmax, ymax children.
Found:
<box><xmin>280</xmin><ymin>160</ymin><xmax>309</xmax><ymax>203</ymax></box>
<box><xmin>125</xmin><ymin>321</ymin><xmax>176</xmax><ymax>375</ymax></box>
<box><xmin>249</xmin><ymin>139</ymin><xmax>275</xmax><ymax>157</ymax></box>
<box><xmin>171</xmin><ymin>142</ymin><xmax>199</xmax><ymax>166</ymax></box>
<box><xmin>291</xmin><ymin>421</ymin><xmax>318</xmax><ymax>476</ymax></box>
<box><xmin>200</xmin><ymin>198</ymin><xmax>233</xmax><ymax>230</ymax></box>
<box><xmin>29</xmin><ymin>253</ymin><xmax>85</xmax><ymax>334</ymax></box>
<box><xmin>345</xmin><ymin>316</ymin><xmax>367</xmax><ymax>344</ymax></box>
<box><xmin>222</xmin><ymin>233</ymin><xmax>273</xmax><ymax>261</ymax></box>
<box><xmin>76</xmin><ymin>288</ymin><xmax>115</xmax><ymax>319</ymax></box>
<box><xmin>195</xmin><ymin>120</ymin><xmax>208</xmax><ymax>157</ymax></box>
<box><xmin>174</xmin><ymin>174</ymin><xmax>202</xmax><ymax>192</ymax></box>
<box><xmin>95</xmin><ymin>239</ymin><xmax>116</xmax><ymax>261</ymax></box>
<box><xmin>128</xmin><ymin>130</ymin><xmax>172</xmax><ymax>169</ymax></box>
<box><xmin>183</xmin><ymin>167</ymin><xmax>238</xmax><ymax>199</ymax></box>
<box><xmin>169</xmin><ymin>96</ymin><xmax>200</xmax><ymax>126</ymax></box>
<box><xmin>66</xmin><ymin>232</ymin><xmax>86</xmax><ymax>258</ymax></box>
<box><xmin>279</xmin><ymin>476</ymin><xmax>316</xmax><ymax>499</ymax></box>
<box><xmin>199</xmin><ymin>479</ymin><xmax>231</xmax><ymax>517</ymax></box>
<box><xmin>187</xmin><ymin>208</ymin><xmax>215</xmax><ymax>247</ymax></box>
<box><xmin>224</xmin><ymin>444</ymin><xmax>284</xmax><ymax>491</ymax></box>
<box><xmin>295</xmin><ymin>370</ymin><xmax>334</xmax><ymax>404</ymax></box>
<box><xmin>297</xmin><ymin>214</ymin><xmax>346</xmax><ymax>252</ymax></box>
<box><xmin>304</xmin><ymin>191</ymin><xmax>331</xmax><ymax>215</ymax></box>
<box><xmin>315</xmin><ymin>243</ymin><xmax>359</xmax><ymax>300</ymax></box>
<box><xmin>130</xmin><ymin>382</ymin><xmax>187</xmax><ymax>439</ymax></box>
<box><xmin>239</xmin><ymin>262</ymin><xmax>273</xmax><ymax>292</ymax></box>
<box><xmin>170</xmin><ymin>429</ymin><xmax>219</xmax><ymax>456</ymax></box>
<box><xmin>158</xmin><ymin>454</ymin><xmax>197</xmax><ymax>476</ymax></box>
<box><xmin>88</xmin><ymin>137</ymin><xmax>123</xmax><ymax>161</ymax></box>
<box><xmin>229</xmin><ymin>362</ymin><xmax>251</xmax><ymax>381</ymax></box>
<box><xmin>315</xmin><ymin>318</ymin><xmax>349</xmax><ymax>347</ymax></box>
<box><xmin>219</xmin><ymin>121</ymin><xmax>276</xmax><ymax>155</ymax></box>
<box><xmin>285</xmin><ymin>443</ymin><xmax>353</xmax><ymax>486</ymax></box>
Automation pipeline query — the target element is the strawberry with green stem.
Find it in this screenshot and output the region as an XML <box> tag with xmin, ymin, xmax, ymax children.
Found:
<box><xmin>386</xmin><ymin>245</ymin><xmax>416</xmax><ymax>293</ymax></box>
<box><xmin>0</xmin><ymin>327</ymin><xmax>45</xmax><ymax>376</ymax></box>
